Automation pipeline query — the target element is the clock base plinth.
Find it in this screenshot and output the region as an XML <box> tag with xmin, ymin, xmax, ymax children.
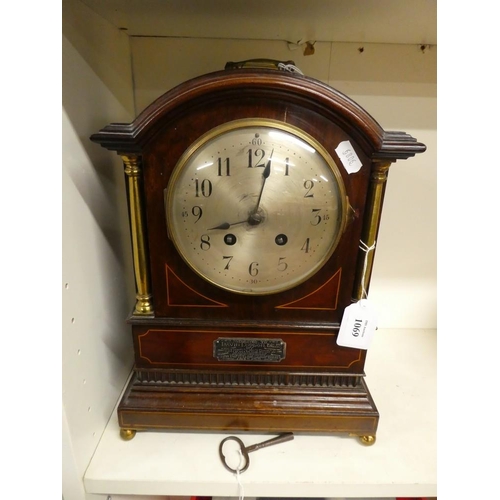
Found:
<box><xmin>117</xmin><ymin>370</ymin><xmax>379</xmax><ymax>438</ymax></box>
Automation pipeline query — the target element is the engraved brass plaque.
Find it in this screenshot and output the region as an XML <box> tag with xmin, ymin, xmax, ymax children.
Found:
<box><xmin>214</xmin><ymin>338</ymin><xmax>286</xmax><ymax>363</ymax></box>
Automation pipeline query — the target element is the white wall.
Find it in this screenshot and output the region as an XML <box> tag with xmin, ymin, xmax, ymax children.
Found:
<box><xmin>62</xmin><ymin>0</ymin><xmax>135</xmax><ymax>498</ymax></box>
<box><xmin>62</xmin><ymin>1</ymin><xmax>436</xmax><ymax>498</ymax></box>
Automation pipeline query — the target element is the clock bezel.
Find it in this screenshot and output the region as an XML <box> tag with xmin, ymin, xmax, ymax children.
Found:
<box><xmin>165</xmin><ymin>117</ymin><xmax>349</xmax><ymax>296</ymax></box>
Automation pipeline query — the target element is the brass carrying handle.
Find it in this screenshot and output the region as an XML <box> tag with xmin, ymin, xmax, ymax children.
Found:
<box><xmin>225</xmin><ymin>59</ymin><xmax>302</xmax><ymax>73</ymax></box>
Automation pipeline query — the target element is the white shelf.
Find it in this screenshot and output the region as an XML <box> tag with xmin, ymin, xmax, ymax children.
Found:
<box><xmin>84</xmin><ymin>328</ymin><xmax>436</xmax><ymax>498</ymax></box>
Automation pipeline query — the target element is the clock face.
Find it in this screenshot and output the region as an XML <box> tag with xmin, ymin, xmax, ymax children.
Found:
<box><xmin>165</xmin><ymin>118</ymin><xmax>347</xmax><ymax>295</ymax></box>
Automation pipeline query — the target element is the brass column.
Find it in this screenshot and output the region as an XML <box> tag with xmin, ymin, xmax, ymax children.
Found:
<box><xmin>353</xmin><ymin>161</ymin><xmax>392</xmax><ymax>301</ymax></box>
<box><xmin>121</xmin><ymin>154</ymin><xmax>153</xmax><ymax>315</ymax></box>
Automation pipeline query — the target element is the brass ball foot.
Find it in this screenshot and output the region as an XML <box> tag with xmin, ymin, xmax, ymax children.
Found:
<box><xmin>359</xmin><ymin>435</ymin><xmax>376</xmax><ymax>446</ymax></box>
<box><xmin>120</xmin><ymin>428</ymin><xmax>136</xmax><ymax>441</ymax></box>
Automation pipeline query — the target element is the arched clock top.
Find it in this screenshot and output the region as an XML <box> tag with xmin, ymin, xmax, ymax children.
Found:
<box><xmin>90</xmin><ymin>69</ymin><xmax>425</xmax><ymax>161</ymax></box>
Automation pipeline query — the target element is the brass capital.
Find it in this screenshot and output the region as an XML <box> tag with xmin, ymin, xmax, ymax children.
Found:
<box><xmin>122</xmin><ymin>154</ymin><xmax>141</xmax><ymax>177</ymax></box>
<box><xmin>370</xmin><ymin>162</ymin><xmax>391</xmax><ymax>182</ymax></box>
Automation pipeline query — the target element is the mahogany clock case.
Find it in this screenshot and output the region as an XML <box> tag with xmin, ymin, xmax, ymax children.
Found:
<box><xmin>91</xmin><ymin>67</ymin><xmax>425</xmax><ymax>438</ymax></box>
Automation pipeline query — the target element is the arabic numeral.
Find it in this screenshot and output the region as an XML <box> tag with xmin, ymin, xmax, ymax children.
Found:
<box><xmin>277</xmin><ymin>257</ymin><xmax>288</xmax><ymax>271</ymax></box>
<box><xmin>217</xmin><ymin>157</ymin><xmax>230</xmax><ymax>176</ymax></box>
<box><xmin>311</xmin><ymin>209</ymin><xmax>330</xmax><ymax>225</ymax></box>
<box><xmin>248</xmin><ymin>148</ymin><xmax>266</xmax><ymax>168</ymax></box>
<box><xmin>352</xmin><ymin>319</ymin><xmax>362</xmax><ymax>337</ymax></box>
<box><xmin>343</xmin><ymin>148</ymin><xmax>357</xmax><ymax>166</ymax></box>
<box><xmin>192</xmin><ymin>205</ymin><xmax>203</xmax><ymax>222</ymax></box>
<box><xmin>249</xmin><ymin>261</ymin><xmax>259</xmax><ymax>276</ymax></box>
<box><xmin>301</xmin><ymin>238</ymin><xmax>311</xmax><ymax>253</ymax></box>
<box><xmin>195</xmin><ymin>179</ymin><xmax>212</xmax><ymax>197</ymax></box>
<box><xmin>200</xmin><ymin>234</ymin><xmax>211</xmax><ymax>251</ymax></box>
<box><xmin>311</xmin><ymin>209</ymin><xmax>321</xmax><ymax>226</ymax></box>
<box><xmin>304</xmin><ymin>180</ymin><xmax>314</xmax><ymax>198</ymax></box>
<box><xmin>252</xmin><ymin>135</ymin><xmax>262</xmax><ymax>145</ymax></box>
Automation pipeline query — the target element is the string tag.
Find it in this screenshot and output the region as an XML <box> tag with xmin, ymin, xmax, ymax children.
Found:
<box><xmin>235</xmin><ymin>450</ymin><xmax>245</xmax><ymax>500</ymax></box>
<box><xmin>337</xmin><ymin>299</ymin><xmax>377</xmax><ymax>349</ymax></box>
<box><xmin>337</xmin><ymin>239</ymin><xmax>378</xmax><ymax>349</ymax></box>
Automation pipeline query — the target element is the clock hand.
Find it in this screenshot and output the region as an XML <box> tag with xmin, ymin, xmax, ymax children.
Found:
<box><xmin>252</xmin><ymin>149</ymin><xmax>273</xmax><ymax>214</ymax></box>
<box><xmin>207</xmin><ymin>220</ymin><xmax>247</xmax><ymax>231</ymax></box>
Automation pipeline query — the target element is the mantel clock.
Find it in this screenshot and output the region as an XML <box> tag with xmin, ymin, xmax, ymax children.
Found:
<box><xmin>91</xmin><ymin>60</ymin><xmax>425</xmax><ymax>443</ymax></box>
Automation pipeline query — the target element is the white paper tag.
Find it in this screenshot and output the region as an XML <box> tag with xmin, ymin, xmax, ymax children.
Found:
<box><xmin>335</xmin><ymin>140</ymin><xmax>363</xmax><ymax>174</ymax></box>
<box><xmin>337</xmin><ymin>299</ymin><xmax>378</xmax><ymax>349</ymax></box>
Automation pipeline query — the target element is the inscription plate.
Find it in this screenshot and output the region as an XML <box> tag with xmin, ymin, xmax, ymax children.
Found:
<box><xmin>214</xmin><ymin>337</ymin><xmax>286</xmax><ymax>363</ymax></box>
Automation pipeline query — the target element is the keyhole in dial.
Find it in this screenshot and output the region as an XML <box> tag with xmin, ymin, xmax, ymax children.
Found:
<box><xmin>275</xmin><ymin>234</ymin><xmax>288</xmax><ymax>246</ymax></box>
<box><xmin>224</xmin><ymin>234</ymin><xmax>237</xmax><ymax>245</ymax></box>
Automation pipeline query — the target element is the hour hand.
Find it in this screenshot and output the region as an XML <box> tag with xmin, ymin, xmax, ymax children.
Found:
<box><xmin>207</xmin><ymin>220</ymin><xmax>247</xmax><ymax>230</ymax></box>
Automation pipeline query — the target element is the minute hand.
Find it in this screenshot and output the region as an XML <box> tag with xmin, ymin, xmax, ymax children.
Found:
<box><xmin>252</xmin><ymin>149</ymin><xmax>273</xmax><ymax>213</ymax></box>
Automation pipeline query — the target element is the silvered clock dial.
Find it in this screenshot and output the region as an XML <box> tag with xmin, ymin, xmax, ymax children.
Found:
<box><xmin>165</xmin><ymin>118</ymin><xmax>347</xmax><ymax>295</ymax></box>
